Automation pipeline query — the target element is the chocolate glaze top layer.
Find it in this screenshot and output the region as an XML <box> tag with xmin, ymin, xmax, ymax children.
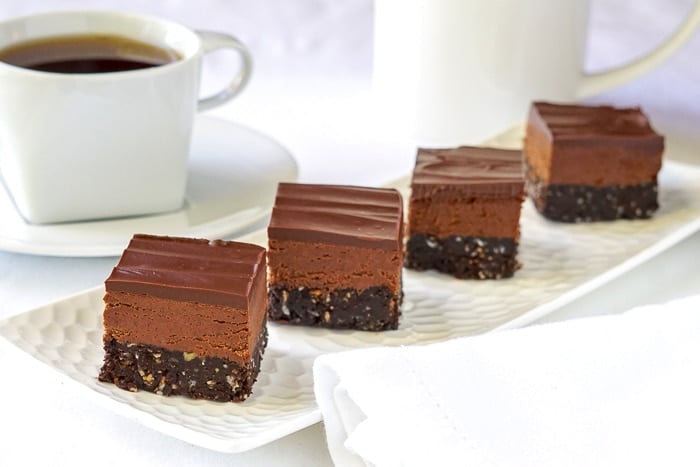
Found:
<box><xmin>106</xmin><ymin>234</ymin><xmax>266</xmax><ymax>308</ymax></box>
<box><xmin>267</xmin><ymin>183</ymin><xmax>403</xmax><ymax>250</ymax></box>
<box><xmin>534</xmin><ymin>101</ymin><xmax>664</xmax><ymax>143</ymax></box>
<box><xmin>412</xmin><ymin>146</ymin><xmax>524</xmax><ymax>197</ymax></box>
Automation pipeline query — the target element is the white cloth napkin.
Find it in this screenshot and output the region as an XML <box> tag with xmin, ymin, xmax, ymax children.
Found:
<box><xmin>313</xmin><ymin>295</ymin><xmax>700</xmax><ymax>467</ymax></box>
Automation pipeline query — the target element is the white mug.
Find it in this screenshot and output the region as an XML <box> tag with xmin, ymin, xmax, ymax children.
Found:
<box><xmin>374</xmin><ymin>0</ymin><xmax>700</xmax><ymax>147</ymax></box>
<box><xmin>0</xmin><ymin>10</ymin><xmax>252</xmax><ymax>224</ymax></box>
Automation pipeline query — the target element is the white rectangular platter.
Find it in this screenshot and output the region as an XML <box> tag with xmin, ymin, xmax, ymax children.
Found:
<box><xmin>2</xmin><ymin>159</ymin><xmax>700</xmax><ymax>452</ymax></box>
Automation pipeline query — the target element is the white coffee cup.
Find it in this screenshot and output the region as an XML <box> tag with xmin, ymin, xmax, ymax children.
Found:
<box><xmin>0</xmin><ymin>10</ymin><xmax>252</xmax><ymax>224</ymax></box>
<box><xmin>374</xmin><ymin>0</ymin><xmax>700</xmax><ymax>147</ymax></box>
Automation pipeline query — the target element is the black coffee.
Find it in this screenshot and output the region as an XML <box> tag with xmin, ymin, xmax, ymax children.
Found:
<box><xmin>0</xmin><ymin>34</ymin><xmax>181</xmax><ymax>73</ymax></box>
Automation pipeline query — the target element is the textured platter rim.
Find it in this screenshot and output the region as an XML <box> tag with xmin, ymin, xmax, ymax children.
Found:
<box><xmin>2</xmin><ymin>156</ymin><xmax>700</xmax><ymax>451</ymax></box>
<box><xmin>496</xmin><ymin>212</ymin><xmax>700</xmax><ymax>331</ymax></box>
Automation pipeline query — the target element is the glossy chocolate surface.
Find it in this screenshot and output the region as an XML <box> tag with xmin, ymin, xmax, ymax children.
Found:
<box><xmin>267</xmin><ymin>183</ymin><xmax>403</xmax><ymax>250</ymax></box>
<box><xmin>412</xmin><ymin>146</ymin><xmax>524</xmax><ymax>197</ymax></box>
<box><xmin>106</xmin><ymin>234</ymin><xmax>266</xmax><ymax>308</ymax></box>
<box><xmin>534</xmin><ymin>101</ymin><xmax>664</xmax><ymax>145</ymax></box>
<box><xmin>526</xmin><ymin>102</ymin><xmax>664</xmax><ymax>185</ymax></box>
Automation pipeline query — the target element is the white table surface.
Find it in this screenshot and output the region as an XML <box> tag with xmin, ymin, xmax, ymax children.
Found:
<box><xmin>1</xmin><ymin>1</ymin><xmax>699</xmax><ymax>465</ymax></box>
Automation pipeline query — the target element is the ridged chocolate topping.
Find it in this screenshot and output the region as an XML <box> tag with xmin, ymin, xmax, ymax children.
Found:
<box><xmin>106</xmin><ymin>234</ymin><xmax>266</xmax><ymax>308</ymax></box>
<box><xmin>412</xmin><ymin>146</ymin><xmax>524</xmax><ymax>196</ymax></box>
<box><xmin>267</xmin><ymin>183</ymin><xmax>403</xmax><ymax>250</ymax></box>
<box><xmin>533</xmin><ymin>101</ymin><xmax>663</xmax><ymax>142</ymax></box>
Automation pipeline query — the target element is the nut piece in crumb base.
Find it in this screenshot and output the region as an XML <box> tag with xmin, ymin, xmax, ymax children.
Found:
<box><xmin>98</xmin><ymin>234</ymin><xmax>268</xmax><ymax>402</ymax></box>
<box><xmin>405</xmin><ymin>145</ymin><xmax>525</xmax><ymax>279</ymax></box>
<box><xmin>266</xmin><ymin>182</ymin><xmax>404</xmax><ymax>331</ymax></box>
<box><xmin>524</xmin><ymin>101</ymin><xmax>664</xmax><ymax>222</ymax></box>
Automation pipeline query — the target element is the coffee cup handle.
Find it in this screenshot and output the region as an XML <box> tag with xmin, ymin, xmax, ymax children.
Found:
<box><xmin>576</xmin><ymin>1</ymin><xmax>700</xmax><ymax>98</ymax></box>
<box><xmin>195</xmin><ymin>30</ymin><xmax>253</xmax><ymax>111</ymax></box>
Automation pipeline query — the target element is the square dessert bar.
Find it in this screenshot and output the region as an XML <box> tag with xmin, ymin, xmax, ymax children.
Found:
<box><xmin>267</xmin><ymin>183</ymin><xmax>404</xmax><ymax>331</ymax></box>
<box><xmin>525</xmin><ymin>102</ymin><xmax>664</xmax><ymax>222</ymax></box>
<box><xmin>98</xmin><ymin>234</ymin><xmax>268</xmax><ymax>402</ymax></box>
<box><xmin>405</xmin><ymin>146</ymin><xmax>525</xmax><ymax>279</ymax></box>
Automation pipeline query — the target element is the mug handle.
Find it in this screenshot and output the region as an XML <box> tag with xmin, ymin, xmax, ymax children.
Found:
<box><xmin>195</xmin><ymin>30</ymin><xmax>253</xmax><ymax>111</ymax></box>
<box><xmin>577</xmin><ymin>0</ymin><xmax>700</xmax><ymax>98</ymax></box>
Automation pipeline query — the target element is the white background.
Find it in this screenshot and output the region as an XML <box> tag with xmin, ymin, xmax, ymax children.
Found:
<box><xmin>1</xmin><ymin>1</ymin><xmax>699</xmax><ymax>465</ymax></box>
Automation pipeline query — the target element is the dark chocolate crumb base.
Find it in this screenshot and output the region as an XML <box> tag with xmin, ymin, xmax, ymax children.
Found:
<box><xmin>267</xmin><ymin>285</ymin><xmax>401</xmax><ymax>331</ymax></box>
<box><xmin>526</xmin><ymin>165</ymin><xmax>659</xmax><ymax>222</ymax></box>
<box><xmin>405</xmin><ymin>234</ymin><xmax>520</xmax><ymax>279</ymax></box>
<box><xmin>98</xmin><ymin>323</ymin><xmax>267</xmax><ymax>402</ymax></box>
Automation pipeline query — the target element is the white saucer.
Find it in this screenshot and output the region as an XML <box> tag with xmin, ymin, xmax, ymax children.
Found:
<box><xmin>0</xmin><ymin>116</ymin><xmax>297</xmax><ymax>257</ymax></box>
